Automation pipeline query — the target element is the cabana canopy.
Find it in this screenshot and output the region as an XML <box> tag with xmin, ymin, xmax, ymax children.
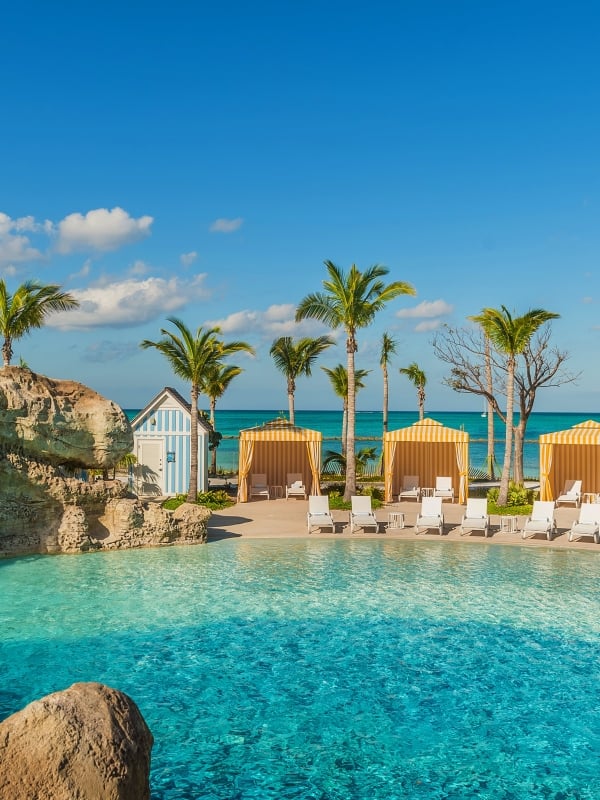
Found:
<box><xmin>383</xmin><ymin>418</ymin><xmax>469</xmax><ymax>504</ymax></box>
<box><xmin>539</xmin><ymin>420</ymin><xmax>600</xmax><ymax>501</ymax></box>
<box><xmin>237</xmin><ymin>419</ymin><xmax>322</xmax><ymax>502</ymax></box>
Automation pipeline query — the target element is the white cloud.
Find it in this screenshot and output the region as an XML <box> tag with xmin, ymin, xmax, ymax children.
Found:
<box><xmin>209</xmin><ymin>217</ymin><xmax>243</xmax><ymax>233</ymax></box>
<box><xmin>0</xmin><ymin>212</ymin><xmax>44</xmax><ymax>265</ymax></box>
<box><xmin>415</xmin><ymin>319</ymin><xmax>444</xmax><ymax>332</ymax></box>
<box><xmin>69</xmin><ymin>259</ymin><xmax>92</xmax><ymax>280</ymax></box>
<box><xmin>205</xmin><ymin>303</ymin><xmax>332</xmax><ymax>340</ymax></box>
<box><xmin>129</xmin><ymin>259</ymin><xmax>150</xmax><ymax>276</ymax></box>
<box><xmin>180</xmin><ymin>251</ymin><xmax>197</xmax><ymax>267</ymax></box>
<box><xmin>396</xmin><ymin>299</ymin><xmax>454</xmax><ymax>319</ymax></box>
<box><xmin>47</xmin><ymin>274</ymin><xmax>210</xmax><ymax>330</ymax></box>
<box><xmin>56</xmin><ymin>207</ymin><xmax>153</xmax><ymax>253</ymax></box>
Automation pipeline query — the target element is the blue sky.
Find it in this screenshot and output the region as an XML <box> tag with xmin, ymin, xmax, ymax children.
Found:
<box><xmin>2</xmin><ymin>1</ymin><xmax>600</xmax><ymax>412</ymax></box>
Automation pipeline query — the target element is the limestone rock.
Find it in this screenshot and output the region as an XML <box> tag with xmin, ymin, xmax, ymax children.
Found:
<box><xmin>0</xmin><ymin>682</ymin><xmax>153</xmax><ymax>800</ymax></box>
<box><xmin>0</xmin><ymin>368</ymin><xmax>210</xmax><ymax>557</ymax></box>
<box><xmin>0</xmin><ymin>366</ymin><xmax>132</xmax><ymax>468</ymax></box>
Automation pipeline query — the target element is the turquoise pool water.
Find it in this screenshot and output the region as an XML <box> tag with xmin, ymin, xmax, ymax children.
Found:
<box><xmin>1</xmin><ymin>540</ymin><xmax>600</xmax><ymax>799</ymax></box>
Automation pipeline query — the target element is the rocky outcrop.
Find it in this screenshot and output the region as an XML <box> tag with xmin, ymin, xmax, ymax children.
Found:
<box><xmin>0</xmin><ymin>366</ymin><xmax>132</xmax><ymax>468</ymax></box>
<box><xmin>0</xmin><ymin>368</ymin><xmax>210</xmax><ymax>557</ymax></box>
<box><xmin>0</xmin><ymin>682</ymin><xmax>153</xmax><ymax>800</ymax></box>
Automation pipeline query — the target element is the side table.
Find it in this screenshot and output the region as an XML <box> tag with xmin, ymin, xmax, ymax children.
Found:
<box><xmin>388</xmin><ymin>512</ymin><xmax>405</xmax><ymax>530</ymax></box>
<box><xmin>500</xmin><ymin>515</ymin><xmax>519</xmax><ymax>533</ymax></box>
<box><xmin>269</xmin><ymin>485</ymin><xmax>283</xmax><ymax>499</ymax></box>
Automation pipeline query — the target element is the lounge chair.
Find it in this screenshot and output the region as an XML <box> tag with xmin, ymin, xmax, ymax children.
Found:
<box><xmin>434</xmin><ymin>476</ymin><xmax>454</xmax><ymax>502</ymax></box>
<box><xmin>349</xmin><ymin>495</ymin><xmax>379</xmax><ymax>533</ymax></box>
<box><xmin>285</xmin><ymin>473</ymin><xmax>307</xmax><ymax>499</ymax></box>
<box><xmin>521</xmin><ymin>500</ymin><xmax>557</xmax><ymax>541</ymax></box>
<box><xmin>415</xmin><ymin>496</ymin><xmax>444</xmax><ymax>535</ymax></box>
<box><xmin>307</xmin><ymin>495</ymin><xmax>335</xmax><ymax>533</ymax></box>
<box><xmin>568</xmin><ymin>502</ymin><xmax>600</xmax><ymax>543</ymax></box>
<box><xmin>249</xmin><ymin>473</ymin><xmax>270</xmax><ymax>500</ymax></box>
<box><xmin>398</xmin><ymin>475</ymin><xmax>420</xmax><ymax>502</ymax></box>
<box><xmin>460</xmin><ymin>498</ymin><xmax>490</xmax><ymax>537</ymax></box>
<box><xmin>555</xmin><ymin>479</ymin><xmax>582</xmax><ymax>508</ymax></box>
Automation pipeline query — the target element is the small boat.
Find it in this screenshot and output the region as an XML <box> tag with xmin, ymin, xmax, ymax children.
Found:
<box><xmin>481</xmin><ymin>400</ymin><xmax>488</xmax><ymax>418</ymax></box>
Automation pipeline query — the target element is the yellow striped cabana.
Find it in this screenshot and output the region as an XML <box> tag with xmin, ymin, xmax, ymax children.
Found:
<box><xmin>539</xmin><ymin>420</ymin><xmax>600</xmax><ymax>501</ymax></box>
<box><xmin>383</xmin><ymin>418</ymin><xmax>469</xmax><ymax>504</ymax></box>
<box><xmin>237</xmin><ymin>419</ymin><xmax>322</xmax><ymax>502</ymax></box>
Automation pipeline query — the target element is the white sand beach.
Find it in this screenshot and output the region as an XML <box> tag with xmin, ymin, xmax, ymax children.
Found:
<box><xmin>207</xmin><ymin>496</ymin><xmax>600</xmax><ymax>551</ymax></box>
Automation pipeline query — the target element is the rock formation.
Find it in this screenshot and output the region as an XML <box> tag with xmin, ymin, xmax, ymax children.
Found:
<box><xmin>0</xmin><ymin>368</ymin><xmax>210</xmax><ymax>557</ymax></box>
<box><xmin>0</xmin><ymin>682</ymin><xmax>153</xmax><ymax>800</ymax></box>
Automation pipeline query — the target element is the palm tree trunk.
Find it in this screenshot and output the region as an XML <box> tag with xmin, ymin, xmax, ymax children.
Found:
<box><xmin>513</xmin><ymin>420</ymin><xmax>526</xmax><ymax>485</ymax></box>
<box><xmin>2</xmin><ymin>338</ymin><xmax>12</xmax><ymax>366</ymax></box>
<box><xmin>188</xmin><ymin>383</ymin><xmax>199</xmax><ymax>502</ymax></box>
<box><xmin>484</xmin><ymin>337</ymin><xmax>495</xmax><ymax>479</ymax></box>
<box><xmin>382</xmin><ymin>365</ymin><xmax>389</xmax><ymax>435</ymax></box>
<box><xmin>210</xmin><ymin>397</ymin><xmax>217</xmax><ymax>475</ymax></box>
<box><xmin>344</xmin><ymin>337</ymin><xmax>357</xmax><ymax>501</ymax></box>
<box><xmin>418</xmin><ymin>387</ymin><xmax>425</xmax><ymax>421</ymax></box>
<box><xmin>288</xmin><ymin>392</ymin><xmax>295</xmax><ymax>425</ymax></box>
<box><xmin>498</xmin><ymin>358</ymin><xmax>514</xmax><ymax>505</ymax></box>
<box><xmin>341</xmin><ymin>401</ymin><xmax>348</xmax><ymax>457</ymax></box>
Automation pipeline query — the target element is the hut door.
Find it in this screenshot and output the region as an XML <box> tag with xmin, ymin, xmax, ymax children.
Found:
<box><xmin>136</xmin><ymin>440</ymin><xmax>164</xmax><ymax>496</ymax></box>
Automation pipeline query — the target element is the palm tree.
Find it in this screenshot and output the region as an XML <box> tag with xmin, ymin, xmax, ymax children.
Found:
<box><xmin>321</xmin><ymin>364</ymin><xmax>369</xmax><ymax>457</ymax></box>
<box><xmin>141</xmin><ymin>318</ymin><xmax>253</xmax><ymax>502</ymax></box>
<box><xmin>296</xmin><ymin>261</ymin><xmax>415</xmax><ymax>500</ymax></box>
<box><xmin>0</xmin><ymin>279</ymin><xmax>79</xmax><ymax>366</ymax></box>
<box><xmin>470</xmin><ymin>306</ymin><xmax>559</xmax><ymax>505</ymax></box>
<box><xmin>269</xmin><ymin>335</ymin><xmax>334</xmax><ymax>424</ymax></box>
<box><xmin>399</xmin><ymin>362</ymin><xmax>427</xmax><ymax>420</ymax></box>
<box><xmin>202</xmin><ymin>362</ymin><xmax>244</xmax><ymax>475</ymax></box>
<box><xmin>380</xmin><ymin>332</ymin><xmax>398</xmax><ymax>436</ymax></box>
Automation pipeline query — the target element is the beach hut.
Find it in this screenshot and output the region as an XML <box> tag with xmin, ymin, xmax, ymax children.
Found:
<box><xmin>131</xmin><ymin>387</ymin><xmax>211</xmax><ymax>496</ymax></box>
<box><xmin>539</xmin><ymin>420</ymin><xmax>600</xmax><ymax>502</ymax></box>
<box><xmin>237</xmin><ymin>419</ymin><xmax>322</xmax><ymax>502</ymax></box>
<box><xmin>383</xmin><ymin>418</ymin><xmax>469</xmax><ymax>504</ymax></box>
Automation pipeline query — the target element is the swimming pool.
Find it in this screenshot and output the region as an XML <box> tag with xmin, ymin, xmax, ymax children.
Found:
<box><xmin>1</xmin><ymin>540</ymin><xmax>599</xmax><ymax>799</ymax></box>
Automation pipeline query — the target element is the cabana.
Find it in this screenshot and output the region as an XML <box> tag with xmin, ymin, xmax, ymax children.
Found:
<box><xmin>237</xmin><ymin>419</ymin><xmax>322</xmax><ymax>502</ymax></box>
<box><xmin>539</xmin><ymin>420</ymin><xmax>600</xmax><ymax>502</ymax></box>
<box><xmin>383</xmin><ymin>418</ymin><xmax>469</xmax><ymax>504</ymax></box>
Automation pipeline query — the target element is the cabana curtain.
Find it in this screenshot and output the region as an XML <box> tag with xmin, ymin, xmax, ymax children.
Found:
<box><xmin>539</xmin><ymin>420</ymin><xmax>600</xmax><ymax>501</ymax></box>
<box><xmin>237</xmin><ymin>419</ymin><xmax>322</xmax><ymax>502</ymax></box>
<box><xmin>383</xmin><ymin>418</ymin><xmax>469</xmax><ymax>503</ymax></box>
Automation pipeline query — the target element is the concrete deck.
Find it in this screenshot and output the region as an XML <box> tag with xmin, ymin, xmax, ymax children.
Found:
<box><xmin>206</xmin><ymin>497</ymin><xmax>600</xmax><ymax>551</ymax></box>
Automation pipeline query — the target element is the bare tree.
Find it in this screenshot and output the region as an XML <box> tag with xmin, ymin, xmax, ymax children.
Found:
<box><xmin>433</xmin><ymin>322</ymin><xmax>577</xmax><ymax>491</ymax></box>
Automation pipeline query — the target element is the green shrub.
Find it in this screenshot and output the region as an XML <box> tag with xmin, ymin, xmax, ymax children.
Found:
<box><xmin>161</xmin><ymin>490</ymin><xmax>234</xmax><ymax>512</ymax></box>
<box><xmin>487</xmin><ymin>482</ymin><xmax>537</xmax><ymax>515</ymax></box>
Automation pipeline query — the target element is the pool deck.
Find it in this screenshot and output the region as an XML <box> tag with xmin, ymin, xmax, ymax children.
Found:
<box><xmin>207</xmin><ymin>498</ymin><xmax>600</xmax><ymax>551</ymax></box>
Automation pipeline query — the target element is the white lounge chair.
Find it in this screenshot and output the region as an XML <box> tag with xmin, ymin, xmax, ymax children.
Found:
<box><xmin>434</xmin><ymin>476</ymin><xmax>454</xmax><ymax>502</ymax></box>
<box><xmin>307</xmin><ymin>495</ymin><xmax>335</xmax><ymax>533</ymax></box>
<box><xmin>568</xmin><ymin>502</ymin><xmax>600</xmax><ymax>543</ymax></box>
<box><xmin>460</xmin><ymin>498</ymin><xmax>490</xmax><ymax>537</ymax></box>
<box><xmin>285</xmin><ymin>473</ymin><xmax>307</xmax><ymax>499</ymax></box>
<box><xmin>398</xmin><ymin>475</ymin><xmax>420</xmax><ymax>502</ymax></box>
<box><xmin>249</xmin><ymin>473</ymin><xmax>270</xmax><ymax>500</ymax></box>
<box><xmin>555</xmin><ymin>479</ymin><xmax>582</xmax><ymax>508</ymax></box>
<box><xmin>415</xmin><ymin>496</ymin><xmax>444</xmax><ymax>535</ymax></box>
<box><xmin>521</xmin><ymin>500</ymin><xmax>557</xmax><ymax>541</ymax></box>
<box><xmin>349</xmin><ymin>495</ymin><xmax>379</xmax><ymax>533</ymax></box>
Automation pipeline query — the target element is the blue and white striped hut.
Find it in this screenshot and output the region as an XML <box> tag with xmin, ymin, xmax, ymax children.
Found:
<box><xmin>131</xmin><ymin>387</ymin><xmax>211</xmax><ymax>496</ymax></box>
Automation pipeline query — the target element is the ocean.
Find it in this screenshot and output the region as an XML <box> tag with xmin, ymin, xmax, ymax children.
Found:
<box><xmin>124</xmin><ymin>408</ymin><xmax>600</xmax><ymax>479</ymax></box>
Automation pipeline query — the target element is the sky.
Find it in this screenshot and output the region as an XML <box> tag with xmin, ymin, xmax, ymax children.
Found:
<box><xmin>2</xmin><ymin>1</ymin><xmax>600</xmax><ymax>413</ymax></box>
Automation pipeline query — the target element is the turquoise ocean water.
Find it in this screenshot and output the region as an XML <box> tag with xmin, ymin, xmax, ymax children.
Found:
<box><xmin>126</xmin><ymin>409</ymin><xmax>600</xmax><ymax>478</ymax></box>
<box><xmin>2</xmin><ymin>540</ymin><xmax>600</xmax><ymax>799</ymax></box>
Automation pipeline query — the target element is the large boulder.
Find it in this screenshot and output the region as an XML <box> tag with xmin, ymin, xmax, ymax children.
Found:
<box><xmin>0</xmin><ymin>682</ymin><xmax>153</xmax><ymax>800</ymax></box>
<box><xmin>0</xmin><ymin>366</ymin><xmax>132</xmax><ymax>468</ymax></box>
